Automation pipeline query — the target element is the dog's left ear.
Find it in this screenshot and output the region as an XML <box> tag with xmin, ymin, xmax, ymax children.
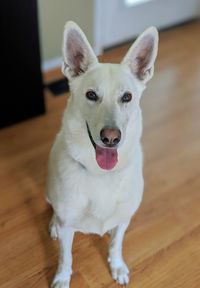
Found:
<box><xmin>62</xmin><ymin>21</ymin><xmax>98</xmax><ymax>79</ymax></box>
<box><xmin>121</xmin><ymin>27</ymin><xmax>159</xmax><ymax>83</ymax></box>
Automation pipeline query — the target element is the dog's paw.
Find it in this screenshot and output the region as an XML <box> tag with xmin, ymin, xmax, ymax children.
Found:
<box><xmin>108</xmin><ymin>257</ymin><xmax>129</xmax><ymax>285</ymax></box>
<box><xmin>49</xmin><ymin>218</ymin><xmax>58</xmax><ymax>240</ymax></box>
<box><xmin>111</xmin><ymin>264</ymin><xmax>129</xmax><ymax>285</ymax></box>
<box><xmin>51</xmin><ymin>270</ymin><xmax>71</xmax><ymax>288</ymax></box>
<box><xmin>51</xmin><ymin>280</ymin><xmax>69</xmax><ymax>288</ymax></box>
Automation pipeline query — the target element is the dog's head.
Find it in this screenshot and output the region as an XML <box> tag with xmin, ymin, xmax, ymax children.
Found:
<box><xmin>62</xmin><ymin>21</ymin><xmax>158</xmax><ymax>171</ymax></box>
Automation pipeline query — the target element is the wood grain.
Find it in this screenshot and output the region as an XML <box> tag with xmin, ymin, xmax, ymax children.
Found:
<box><xmin>0</xmin><ymin>20</ymin><xmax>200</xmax><ymax>288</ymax></box>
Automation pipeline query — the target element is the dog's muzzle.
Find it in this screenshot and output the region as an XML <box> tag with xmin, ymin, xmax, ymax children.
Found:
<box><xmin>86</xmin><ymin>122</ymin><xmax>119</xmax><ymax>170</ymax></box>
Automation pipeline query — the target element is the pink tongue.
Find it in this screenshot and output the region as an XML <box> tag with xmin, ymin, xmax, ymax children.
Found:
<box><xmin>95</xmin><ymin>145</ymin><xmax>118</xmax><ymax>170</ymax></box>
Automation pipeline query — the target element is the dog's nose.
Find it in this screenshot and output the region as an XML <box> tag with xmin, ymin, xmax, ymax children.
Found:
<box><xmin>100</xmin><ymin>127</ymin><xmax>121</xmax><ymax>147</ymax></box>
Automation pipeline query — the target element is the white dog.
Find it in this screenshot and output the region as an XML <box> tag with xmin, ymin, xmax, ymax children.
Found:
<box><xmin>46</xmin><ymin>21</ymin><xmax>158</xmax><ymax>288</ymax></box>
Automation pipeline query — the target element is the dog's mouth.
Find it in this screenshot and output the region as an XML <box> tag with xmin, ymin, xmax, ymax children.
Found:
<box><xmin>86</xmin><ymin>122</ymin><xmax>118</xmax><ymax>170</ymax></box>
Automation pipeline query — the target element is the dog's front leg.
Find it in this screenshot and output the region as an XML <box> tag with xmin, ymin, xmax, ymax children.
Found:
<box><xmin>51</xmin><ymin>226</ymin><xmax>74</xmax><ymax>288</ymax></box>
<box><xmin>108</xmin><ymin>222</ymin><xmax>130</xmax><ymax>285</ymax></box>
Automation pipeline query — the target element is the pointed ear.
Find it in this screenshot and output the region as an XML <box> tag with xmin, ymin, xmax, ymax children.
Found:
<box><xmin>121</xmin><ymin>27</ymin><xmax>159</xmax><ymax>83</ymax></box>
<box><xmin>62</xmin><ymin>21</ymin><xmax>98</xmax><ymax>79</ymax></box>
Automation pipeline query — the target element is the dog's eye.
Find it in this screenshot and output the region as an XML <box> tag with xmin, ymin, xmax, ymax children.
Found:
<box><xmin>86</xmin><ymin>90</ymin><xmax>99</xmax><ymax>102</ymax></box>
<box><xmin>121</xmin><ymin>92</ymin><xmax>132</xmax><ymax>103</ymax></box>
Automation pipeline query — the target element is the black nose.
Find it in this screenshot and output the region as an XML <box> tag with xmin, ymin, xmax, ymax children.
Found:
<box><xmin>100</xmin><ymin>127</ymin><xmax>121</xmax><ymax>147</ymax></box>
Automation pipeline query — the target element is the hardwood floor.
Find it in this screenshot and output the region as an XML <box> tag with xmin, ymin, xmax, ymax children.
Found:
<box><xmin>0</xmin><ymin>20</ymin><xmax>200</xmax><ymax>288</ymax></box>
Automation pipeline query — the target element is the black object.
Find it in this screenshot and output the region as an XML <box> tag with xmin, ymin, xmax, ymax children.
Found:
<box><xmin>0</xmin><ymin>0</ymin><xmax>45</xmax><ymax>128</ymax></box>
<box><xmin>46</xmin><ymin>78</ymin><xmax>69</xmax><ymax>96</ymax></box>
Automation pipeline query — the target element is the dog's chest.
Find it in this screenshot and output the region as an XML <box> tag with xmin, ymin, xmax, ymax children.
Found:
<box><xmin>50</xmin><ymin>139</ymin><xmax>144</xmax><ymax>235</ymax></box>
<box><xmin>61</xmin><ymin>169</ymin><xmax>141</xmax><ymax>235</ymax></box>
<box><xmin>85</xmin><ymin>178</ymin><xmax>122</xmax><ymax>219</ymax></box>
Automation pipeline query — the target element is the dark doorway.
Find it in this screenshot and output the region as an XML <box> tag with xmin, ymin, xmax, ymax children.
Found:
<box><xmin>0</xmin><ymin>0</ymin><xmax>45</xmax><ymax>128</ymax></box>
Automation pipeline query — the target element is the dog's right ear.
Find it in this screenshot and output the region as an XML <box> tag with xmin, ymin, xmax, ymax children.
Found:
<box><xmin>62</xmin><ymin>21</ymin><xmax>98</xmax><ymax>80</ymax></box>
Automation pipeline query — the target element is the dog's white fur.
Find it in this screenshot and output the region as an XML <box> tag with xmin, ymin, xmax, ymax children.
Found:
<box><xmin>46</xmin><ymin>21</ymin><xmax>158</xmax><ymax>288</ymax></box>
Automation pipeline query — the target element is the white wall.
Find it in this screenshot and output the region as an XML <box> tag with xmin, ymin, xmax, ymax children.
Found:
<box><xmin>38</xmin><ymin>0</ymin><xmax>200</xmax><ymax>71</ymax></box>
<box><xmin>95</xmin><ymin>0</ymin><xmax>200</xmax><ymax>50</ymax></box>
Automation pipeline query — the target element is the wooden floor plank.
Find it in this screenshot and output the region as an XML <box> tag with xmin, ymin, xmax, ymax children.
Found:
<box><xmin>132</xmin><ymin>226</ymin><xmax>200</xmax><ymax>288</ymax></box>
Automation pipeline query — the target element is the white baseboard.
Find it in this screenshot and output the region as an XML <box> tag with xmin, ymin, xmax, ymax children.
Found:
<box><xmin>42</xmin><ymin>57</ymin><xmax>62</xmax><ymax>72</ymax></box>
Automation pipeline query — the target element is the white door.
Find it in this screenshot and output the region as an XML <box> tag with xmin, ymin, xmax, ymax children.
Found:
<box><xmin>94</xmin><ymin>0</ymin><xmax>200</xmax><ymax>54</ymax></box>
